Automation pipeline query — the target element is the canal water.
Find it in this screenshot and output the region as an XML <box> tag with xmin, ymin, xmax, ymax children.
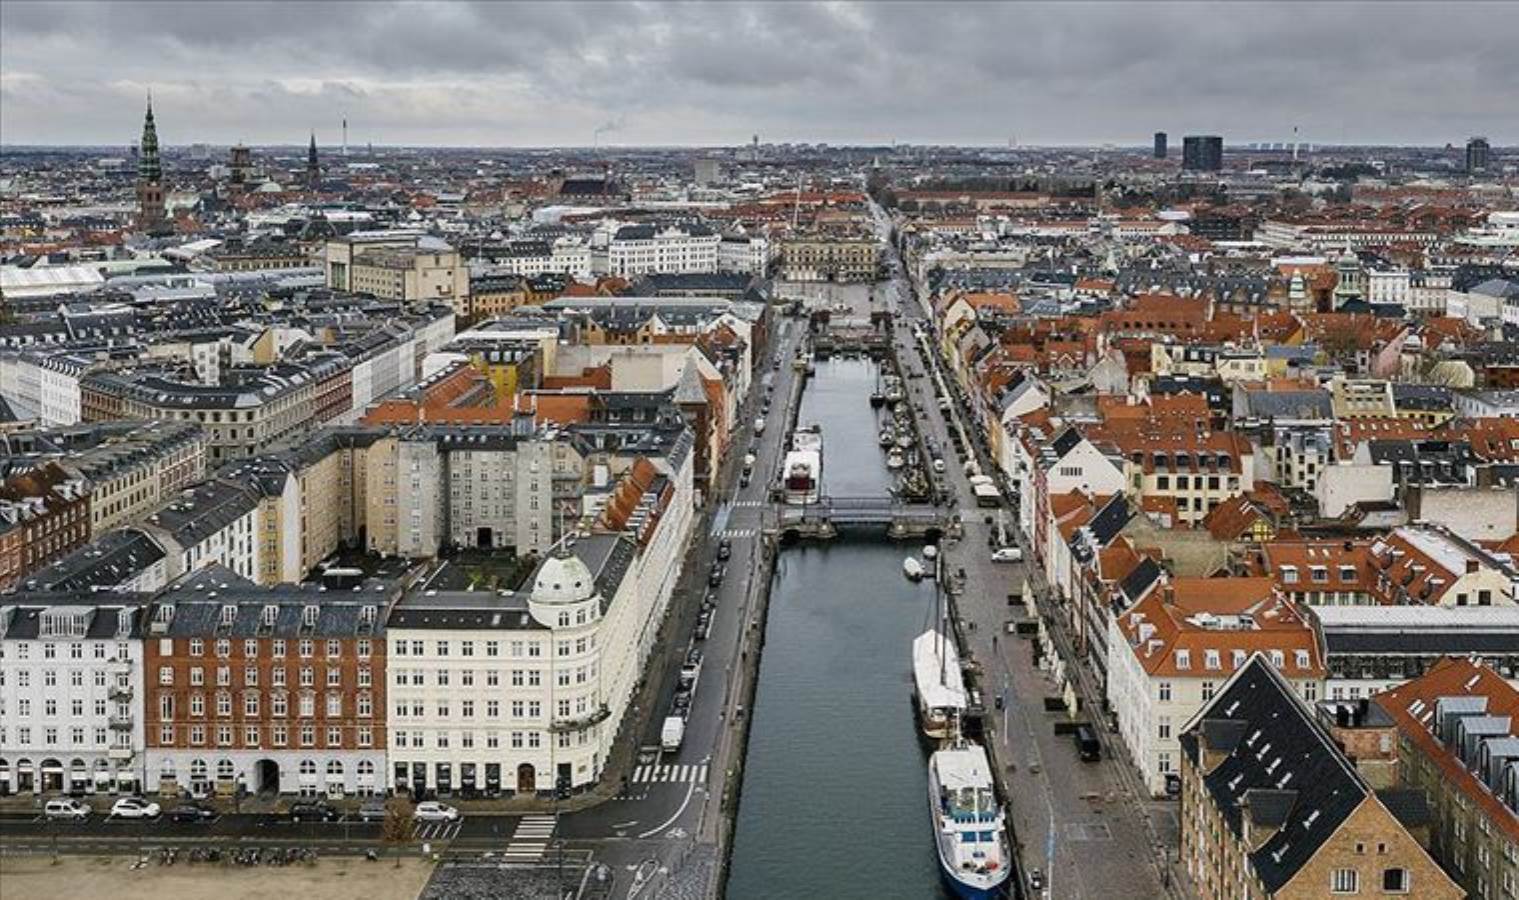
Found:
<box><xmin>726</xmin><ymin>357</ymin><xmax>952</xmax><ymax>900</ymax></box>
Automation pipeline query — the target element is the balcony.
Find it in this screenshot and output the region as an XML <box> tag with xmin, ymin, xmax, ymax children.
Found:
<box><xmin>108</xmin><ymin>685</ymin><xmax>134</xmax><ymax>702</ymax></box>
<box><xmin>109</xmin><ymin>714</ymin><xmax>134</xmax><ymax>731</ymax></box>
<box><xmin>549</xmin><ymin>704</ymin><xmax>610</xmax><ymax>734</ymax></box>
<box><xmin>108</xmin><ymin>746</ymin><xmax>135</xmax><ymax>762</ymax></box>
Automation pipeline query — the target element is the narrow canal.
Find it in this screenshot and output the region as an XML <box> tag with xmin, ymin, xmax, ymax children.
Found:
<box><xmin>726</xmin><ymin>357</ymin><xmax>951</xmax><ymax>900</ymax></box>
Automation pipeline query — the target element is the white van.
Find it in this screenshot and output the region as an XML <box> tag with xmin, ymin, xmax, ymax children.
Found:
<box><xmin>44</xmin><ymin>798</ymin><xmax>90</xmax><ymax>820</ymax></box>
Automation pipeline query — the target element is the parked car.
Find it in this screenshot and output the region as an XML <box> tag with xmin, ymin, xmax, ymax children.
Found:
<box><xmin>414</xmin><ymin>801</ymin><xmax>459</xmax><ymax>822</ymax></box>
<box><xmin>109</xmin><ymin>796</ymin><xmax>161</xmax><ymax>819</ymax></box>
<box><xmin>44</xmin><ymin>798</ymin><xmax>90</xmax><ymax>820</ymax></box>
<box><xmin>358</xmin><ymin>797</ymin><xmax>389</xmax><ymax>823</ymax></box>
<box><xmin>288</xmin><ymin>800</ymin><xmax>340</xmax><ymax>822</ymax></box>
<box><xmin>1029</xmin><ymin>868</ymin><xmax>1045</xmax><ymax>891</ymax></box>
<box><xmin>708</xmin><ymin>563</ymin><xmax>725</xmax><ymax>587</ymax></box>
<box><xmin>1074</xmin><ymin>723</ymin><xmax>1102</xmax><ymax>762</ymax></box>
<box><xmin>167</xmin><ymin>802</ymin><xmax>217</xmax><ymax>823</ymax></box>
<box><xmin>990</xmin><ymin>547</ymin><xmax>1023</xmax><ymax>563</ymax></box>
<box><xmin>717</xmin><ymin>539</ymin><xmax>732</xmax><ymax>561</ymax></box>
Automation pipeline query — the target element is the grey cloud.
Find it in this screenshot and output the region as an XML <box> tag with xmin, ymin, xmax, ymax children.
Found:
<box><xmin>1</xmin><ymin>0</ymin><xmax>1514</xmax><ymax>146</ymax></box>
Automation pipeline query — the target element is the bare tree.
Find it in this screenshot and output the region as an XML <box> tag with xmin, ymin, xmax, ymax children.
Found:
<box><xmin>382</xmin><ymin>795</ymin><xmax>415</xmax><ymax>868</ymax></box>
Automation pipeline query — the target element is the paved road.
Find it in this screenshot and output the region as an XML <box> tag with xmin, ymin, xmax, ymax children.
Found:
<box><xmin>0</xmin><ymin>323</ymin><xmax>813</xmax><ymax>900</ymax></box>
<box><xmin>870</xmin><ymin>199</ymin><xmax>1177</xmax><ymax>899</ymax></box>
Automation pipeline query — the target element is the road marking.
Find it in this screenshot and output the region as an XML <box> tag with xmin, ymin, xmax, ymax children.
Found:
<box><xmin>502</xmin><ymin>814</ymin><xmax>556</xmax><ymax>862</ymax></box>
<box><xmin>637</xmin><ymin>778</ymin><xmax>698</xmax><ymax>839</ymax></box>
<box><xmin>631</xmin><ymin>762</ymin><xmax>709</xmax><ymax>784</ymax></box>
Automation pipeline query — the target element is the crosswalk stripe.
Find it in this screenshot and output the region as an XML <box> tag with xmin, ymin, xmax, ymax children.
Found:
<box><xmin>697</xmin><ymin>763</ymin><xmax>707</xmax><ymax>781</ymax></box>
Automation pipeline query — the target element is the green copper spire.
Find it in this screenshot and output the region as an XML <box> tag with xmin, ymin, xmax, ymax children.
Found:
<box><xmin>138</xmin><ymin>93</ymin><xmax>162</xmax><ymax>183</ymax></box>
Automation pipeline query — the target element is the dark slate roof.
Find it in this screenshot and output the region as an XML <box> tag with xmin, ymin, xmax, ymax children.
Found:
<box><xmin>150</xmin><ymin>565</ymin><xmax>397</xmax><ymax>638</ymax></box>
<box><xmin>1086</xmin><ymin>495</ymin><xmax>1132</xmax><ymax>547</ymax></box>
<box><xmin>1375</xmin><ymin>789</ymin><xmax>1431</xmax><ymax>831</ymax></box>
<box><xmin>20</xmin><ymin>528</ymin><xmax>166</xmax><ymax>593</ymax></box>
<box><xmin>146</xmin><ymin>479</ymin><xmax>260</xmax><ymax>548</ymax></box>
<box><xmin>1239</xmin><ymin>389</ymin><xmax>1333</xmax><ymax>420</ymax></box>
<box><xmin>1323</xmin><ymin>629</ymin><xmax>1519</xmax><ymax>655</ymax></box>
<box><xmin>0</xmin><ymin>600</ymin><xmax>148</xmax><ymax>640</ymax></box>
<box><xmin>573</xmin><ymin>533</ymin><xmax>639</xmax><ymax>610</ymax></box>
<box><xmin>386</xmin><ymin>588</ymin><xmax>540</xmax><ymax>632</ymax></box>
<box><xmin>1118</xmin><ymin>557</ymin><xmax>1163</xmax><ymax>608</ymax></box>
<box><xmin>1050</xmin><ymin>426</ymin><xmax>1082</xmax><ymax>459</ymax></box>
<box><xmin>1179</xmin><ymin>655</ymin><xmax>1368</xmax><ymax>893</ymax></box>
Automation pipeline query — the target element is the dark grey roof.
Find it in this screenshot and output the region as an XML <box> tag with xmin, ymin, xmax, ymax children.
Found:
<box><xmin>1051</xmin><ymin>426</ymin><xmax>1082</xmax><ymax>459</ymax></box>
<box><xmin>1180</xmin><ymin>655</ymin><xmax>1368</xmax><ymax>893</ymax></box>
<box><xmin>146</xmin><ymin>479</ymin><xmax>260</xmax><ymax>548</ymax></box>
<box><xmin>20</xmin><ymin>528</ymin><xmax>166</xmax><ymax>593</ymax></box>
<box><xmin>150</xmin><ymin>564</ymin><xmax>396</xmax><ymax>638</ymax></box>
<box><xmin>1118</xmin><ymin>557</ymin><xmax>1163</xmax><ymax>608</ymax></box>
<box><xmin>0</xmin><ymin>600</ymin><xmax>148</xmax><ymax>640</ymax></box>
<box><xmin>386</xmin><ymin>588</ymin><xmax>539</xmax><ymax>632</ymax></box>
<box><xmin>572</xmin><ymin>533</ymin><xmax>639</xmax><ymax>609</ymax></box>
<box><xmin>1375</xmin><ymin>789</ymin><xmax>1430</xmax><ymax>831</ymax></box>
<box><xmin>1324</xmin><ymin>629</ymin><xmax>1519</xmax><ymax>655</ymax></box>
<box><xmin>1238</xmin><ymin>389</ymin><xmax>1333</xmax><ymax>420</ymax></box>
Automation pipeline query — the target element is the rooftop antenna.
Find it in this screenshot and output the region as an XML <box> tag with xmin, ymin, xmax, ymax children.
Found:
<box><xmin>1292</xmin><ymin>125</ymin><xmax>1299</xmax><ymax>163</ymax></box>
<box><xmin>342</xmin><ymin>117</ymin><xmax>348</xmax><ymax>157</ymax></box>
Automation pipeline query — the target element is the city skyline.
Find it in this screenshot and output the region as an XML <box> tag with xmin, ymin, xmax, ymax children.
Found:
<box><xmin>2</xmin><ymin>0</ymin><xmax>1516</xmax><ymax>148</ymax></box>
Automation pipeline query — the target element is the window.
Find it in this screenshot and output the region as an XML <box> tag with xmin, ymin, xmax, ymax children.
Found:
<box><xmin>436</xmin><ymin>641</ymin><xmax>449</xmax><ymax>657</ymax></box>
<box><xmin>1204</xmin><ymin>649</ymin><xmax>1220</xmax><ymax>670</ymax></box>
<box><xmin>1381</xmin><ymin>867</ymin><xmax>1408</xmax><ymax>893</ymax></box>
<box><xmin>1201</xmin><ymin>681</ymin><xmax>1215</xmax><ymax>702</ymax></box>
<box><xmin>1175</xmin><ymin>649</ymin><xmax>1190</xmax><ymax>670</ymax></box>
<box><xmin>272</xmin><ymin>640</ymin><xmax>286</xmax><ymax>658</ymax></box>
<box><xmin>325</xmin><ymin>640</ymin><xmax>341</xmax><ymax>659</ymax></box>
<box><xmin>1331</xmin><ymin>868</ymin><xmax>1359</xmax><ymax>893</ymax></box>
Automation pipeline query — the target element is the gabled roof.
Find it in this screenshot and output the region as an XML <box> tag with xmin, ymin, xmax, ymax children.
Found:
<box><xmin>1180</xmin><ymin>655</ymin><xmax>1367</xmax><ymax>893</ymax></box>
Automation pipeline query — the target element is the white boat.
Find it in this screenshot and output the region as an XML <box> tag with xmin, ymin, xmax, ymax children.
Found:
<box><xmin>886</xmin><ymin>447</ymin><xmax>905</xmax><ymax>470</ymax></box>
<box><xmin>782</xmin><ymin>426</ymin><xmax>823</xmax><ymax>506</ymax></box>
<box><xmin>895</xmin><ymin>430</ymin><xmax>914</xmax><ymax>449</ymax></box>
<box><xmin>928</xmin><ymin>742</ymin><xmax>1012</xmax><ymax>900</ymax></box>
<box><xmin>923</xmin><ymin>544</ymin><xmax>938</xmax><ymax>561</ymax></box>
<box><xmin>903</xmin><ymin>556</ymin><xmax>925</xmax><ymax>581</ymax></box>
<box><xmin>878</xmin><ymin>427</ymin><xmax>895</xmax><ymax>447</ymax></box>
<box><xmin>912</xmin><ymin>629</ymin><xmax>964</xmax><ymax>739</ymax></box>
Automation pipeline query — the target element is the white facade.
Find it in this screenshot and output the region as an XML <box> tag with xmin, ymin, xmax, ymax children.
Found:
<box><xmin>0</xmin><ymin>604</ymin><xmax>145</xmax><ymax>796</ymax></box>
<box><xmin>1366</xmin><ymin>269</ymin><xmax>1411</xmax><ymax>306</ymax></box>
<box><xmin>716</xmin><ymin>236</ymin><xmax>769</xmax><ymax>275</ymax></box>
<box><xmin>606</xmin><ymin>225</ymin><xmax>720</xmax><ymax>277</ymax></box>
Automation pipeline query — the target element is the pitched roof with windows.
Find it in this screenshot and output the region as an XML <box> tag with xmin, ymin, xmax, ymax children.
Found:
<box><xmin>1180</xmin><ymin>654</ymin><xmax>1368</xmax><ymax>892</ymax></box>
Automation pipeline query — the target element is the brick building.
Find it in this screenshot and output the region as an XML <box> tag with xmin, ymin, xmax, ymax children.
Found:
<box><xmin>1179</xmin><ymin>654</ymin><xmax>1460</xmax><ymax>899</ymax></box>
<box><xmin>143</xmin><ymin>567</ymin><xmax>396</xmax><ymax>799</ymax></box>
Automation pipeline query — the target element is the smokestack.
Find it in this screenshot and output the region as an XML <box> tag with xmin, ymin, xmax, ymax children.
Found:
<box><xmin>342</xmin><ymin>117</ymin><xmax>348</xmax><ymax>157</ymax></box>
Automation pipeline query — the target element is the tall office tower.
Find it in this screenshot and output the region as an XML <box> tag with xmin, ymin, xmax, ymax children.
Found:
<box><xmin>136</xmin><ymin>96</ymin><xmax>167</xmax><ymax>233</ymax></box>
<box><xmin>1182</xmin><ymin>135</ymin><xmax>1224</xmax><ymax>172</ymax></box>
<box><xmin>1466</xmin><ymin>136</ymin><xmax>1491</xmax><ymax>174</ymax></box>
<box><xmin>1153</xmin><ymin>132</ymin><xmax>1167</xmax><ymax>159</ymax></box>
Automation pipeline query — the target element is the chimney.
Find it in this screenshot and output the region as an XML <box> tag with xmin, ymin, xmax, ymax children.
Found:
<box><xmin>1336</xmin><ymin>705</ymin><xmax>1350</xmax><ymax>728</ymax></box>
<box><xmin>1355</xmin><ymin>698</ymin><xmax>1369</xmax><ymax>727</ymax></box>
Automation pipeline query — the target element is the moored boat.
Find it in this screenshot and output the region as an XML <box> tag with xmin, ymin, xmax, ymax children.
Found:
<box><xmin>903</xmin><ymin>556</ymin><xmax>925</xmax><ymax>581</ymax></box>
<box><xmin>886</xmin><ymin>447</ymin><xmax>905</xmax><ymax>470</ymax></box>
<box><xmin>928</xmin><ymin>742</ymin><xmax>1012</xmax><ymax>900</ymax></box>
<box><xmin>911</xmin><ymin>629</ymin><xmax>964</xmax><ymax>739</ymax></box>
<box><xmin>879</xmin><ymin>427</ymin><xmax>895</xmax><ymax>447</ymax></box>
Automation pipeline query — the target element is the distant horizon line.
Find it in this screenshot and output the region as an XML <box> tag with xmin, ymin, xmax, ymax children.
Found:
<box><xmin>1</xmin><ymin>139</ymin><xmax>1506</xmax><ymax>152</ymax></box>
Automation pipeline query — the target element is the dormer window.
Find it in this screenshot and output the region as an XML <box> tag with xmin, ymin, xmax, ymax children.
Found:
<box><xmin>1204</xmin><ymin>649</ymin><xmax>1221</xmax><ymax>670</ymax></box>
<box><xmin>219</xmin><ymin>605</ymin><xmax>237</xmax><ymax>628</ymax></box>
<box><xmin>1175</xmin><ymin>649</ymin><xmax>1191</xmax><ymax>670</ymax></box>
<box><xmin>1270</xmin><ymin>649</ymin><xmax>1285</xmax><ymax>669</ymax></box>
<box><xmin>261</xmin><ymin>605</ymin><xmax>278</xmax><ymax>628</ymax></box>
<box><xmin>301</xmin><ymin>605</ymin><xmax>318</xmax><ymax>628</ymax></box>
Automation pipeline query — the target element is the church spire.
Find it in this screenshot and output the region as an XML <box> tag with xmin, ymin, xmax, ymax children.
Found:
<box><xmin>138</xmin><ymin>94</ymin><xmax>162</xmax><ymax>183</ymax></box>
<box><xmin>136</xmin><ymin>94</ymin><xmax>167</xmax><ymax>233</ymax></box>
<box><xmin>306</xmin><ymin>132</ymin><xmax>320</xmax><ymax>192</ymax></box>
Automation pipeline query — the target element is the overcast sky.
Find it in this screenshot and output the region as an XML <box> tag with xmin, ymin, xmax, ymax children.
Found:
<box><xmin>2</xmin><ymin>1</ymin><xmax>1514</xmax><ymax>148</ymax></box>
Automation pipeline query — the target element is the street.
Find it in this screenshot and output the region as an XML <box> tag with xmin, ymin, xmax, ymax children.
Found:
<box><xmin>872</xmin><ymin>199</ymin><xmax>1178</xmax><ymax>899</ymax></box>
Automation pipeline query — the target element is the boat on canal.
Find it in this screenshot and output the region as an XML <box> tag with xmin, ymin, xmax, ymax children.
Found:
<box><xmin>911</xmin><ymin>628</ymin><xmax>964</xmax><ymax>739</ymax></box>
<box><xmin>886</xmin><ymin>447</ymin><xmax>905</xmax><ymax>470</ymax></box>
<box><xmin>884</xmin><ymin>375</ymin><xmax>906</xmax><ymax>403</ymax></box>
<box><xmin>878</xmin><ymin>426</ymin><xmax>895</xmax><ymax>447</ymax></box>
<box><xmin>782</xmin><ymin>425</ymin><xmax>823</xmax><ymax>506</ymax></box>
<box><xmin>927</xmin><ymin>741</ymin><xmax>1012</xmax><ymax>900</ymax></box>
<box><xmin>903</xmin><ymin>556</ymin><xmax>926</xmax><ymax>581</ymax></box>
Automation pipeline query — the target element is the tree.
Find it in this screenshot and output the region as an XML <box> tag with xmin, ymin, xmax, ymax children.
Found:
<box><xmin>382</xmin><ymin>795</ymin><xmax>415</xmax><ymax>868</ymax></box>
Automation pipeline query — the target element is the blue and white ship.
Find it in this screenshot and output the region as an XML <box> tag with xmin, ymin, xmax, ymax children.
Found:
<box><xmin>928</xmin><ymin>741</ymin><xmax>1012</xmax><ymax>900</ymax></box>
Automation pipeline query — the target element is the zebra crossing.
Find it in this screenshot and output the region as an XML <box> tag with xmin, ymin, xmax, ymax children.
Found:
<box><xmin>714</xmin><ymin>528</ymin><xmax>757</xmax><ymax>540</ymax></box>
<box><xmin>729</xmin><ymin>499</ymin><xmax>765</xmax><ymax>508</ymax></box>
<box><xmin>630</xmin><ymin>762</ymin><xmax>708</xmax><ymax>784</ymax></box>
<box><xmin>501</xmin><ymin>814</ymin><xmax>556</xmax><ymax>863</ymax></box>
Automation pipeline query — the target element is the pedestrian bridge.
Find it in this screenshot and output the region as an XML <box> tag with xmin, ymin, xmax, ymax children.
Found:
<box><xmin>774</xmin><ymin>495</ymin><xmax>953</xmax><ymax>540</ymax></box>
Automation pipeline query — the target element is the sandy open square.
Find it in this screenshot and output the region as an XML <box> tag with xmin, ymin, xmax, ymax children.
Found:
<box><xmin>0</xmin><ymin>854</ymin><xmax>435</xmax><ymax>900</ymax></box>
